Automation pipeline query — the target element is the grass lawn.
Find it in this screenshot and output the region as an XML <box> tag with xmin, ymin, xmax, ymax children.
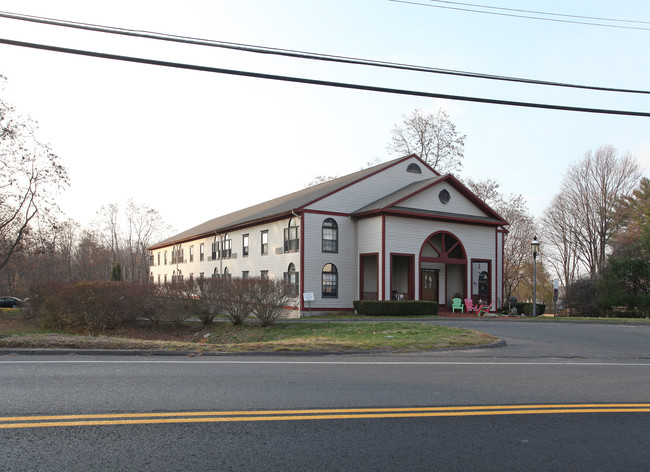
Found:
<box><xmin>0</xmin><ymin>308</ymin><xmax>498</xmax><ymax>353</ymax></box>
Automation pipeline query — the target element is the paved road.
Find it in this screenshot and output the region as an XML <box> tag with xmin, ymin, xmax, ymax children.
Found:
<box><xmin>428</xmin><ymin>319</ymin><xmax>650</xmax><ymax>360</ymax></box>
<box><xmin>1</xmin><ymin>321</ymin><xmax>649</xmax><ymax>471</ymax></box>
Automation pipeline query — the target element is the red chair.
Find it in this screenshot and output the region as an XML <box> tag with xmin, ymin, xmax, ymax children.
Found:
<box><xmin>464</xmin><ymin>298</ymin><xmax>478</xmax><ymax>313</ymax></box>
<box><xmin>477</xmin><ymin>303</ymin><xmax>493</xmax><ymax>317</ymax></box>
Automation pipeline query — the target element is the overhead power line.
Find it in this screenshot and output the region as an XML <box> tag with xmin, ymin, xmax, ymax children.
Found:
<box><xmin>424</xmin><ymin>0</ymin><xmax>650</xmax><ymax>25</ymax></box>
<box><xmin>1</xmin><ymin>37</ymin><xmax>648</xmax><ymax>117</ymax></box>
<box><xmin>0</xmin><ymin>10</ymin><xmax>648</xmax><ymax>95</ymax></box>
<box><xmin>390</xmin><ymin>0</ymin><xmax>650</xmax><ymax>31</ymax></box>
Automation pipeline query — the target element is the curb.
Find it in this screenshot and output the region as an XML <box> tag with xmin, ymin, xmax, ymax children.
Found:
<box><xmin>0</xmin><ymin>339</ymin><xmax>507</xmax><ymax>357</ymax></box>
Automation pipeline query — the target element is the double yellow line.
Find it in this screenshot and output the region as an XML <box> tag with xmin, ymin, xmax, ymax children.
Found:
<box><xmin>2</xmin><ymin>404</ymin><xmax>649</xmax><ymax>429</ymax></box>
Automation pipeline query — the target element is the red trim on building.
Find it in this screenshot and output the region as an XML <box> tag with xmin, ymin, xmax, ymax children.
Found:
<box><xmin>300</xmin><ymin>212</ymin><xmax>305</xmax><ymax>312</ymax></box>
<box><xmin>359</xmin><ymin>252</ymin><xmax>379</xmax><ymax>300</ymax></box>
<box><xmin>307</xmin><ymin>307</ymin><xmax>355</xmax><ymax>312</ymax></box>
<box><xmin>301</xmin><ymin>209</ymin><xmax>350</xmax><ymax>217</ymax></box>
<box><xmin>356</xmin><ymin>208</ymin><xmax>504</xmax><ymax>228</ymax></box>
<box><xmin>381</xmin><ymin>215</ymin><xmax>386</xmax><ymax>300</ymax></box>
<box><xmin>296</xmin><ymin>154</ymin><xmax>436</xmax><ymax>212</ymax></box>
<box><xmin>389</xmin><ymin>253</ymin><xmax>415</xmax><ymax>300</ymax></box>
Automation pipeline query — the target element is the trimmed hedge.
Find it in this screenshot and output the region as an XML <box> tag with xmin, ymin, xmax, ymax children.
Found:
<box><xmin>353</xmin><ymin>300</ymin><xmax>439</xmax><ymax>316</ymax></box>
<box><xmin>515</xmin><ymin>302</ymin><xmax>546</xmax><ymax>316</ymax></box>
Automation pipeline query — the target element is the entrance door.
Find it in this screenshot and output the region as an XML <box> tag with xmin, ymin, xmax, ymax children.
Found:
<box><xmin>421</xmin><ymin>269</ymin><xmax>439</xmax><ymax>302</ymax></box>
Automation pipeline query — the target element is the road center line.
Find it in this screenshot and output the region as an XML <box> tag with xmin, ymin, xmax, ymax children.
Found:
<box><xmin>1</xmin><ymin>360</ymin><xmax>650</xmax><ymax>366</ymax></box>
<box><xmin>2</xmin><ymin>404</ymin><xmax>649</xmax><ymax>429</ymax></box>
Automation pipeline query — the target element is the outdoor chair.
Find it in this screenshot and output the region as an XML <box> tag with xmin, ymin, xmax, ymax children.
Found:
<box><xmin>452</xmin><ymin>298</ymin><xmax>464</xmax><ymax>313</ymax></box>
<box><xmin>477</xmin><ymin>303</ymin><xmax>493</xmax><ymax>317</ymax></box>
<box><xmin>464</xmin><ymin>298</ymin><xmax>478</xmax><ymax>313</ymax></box>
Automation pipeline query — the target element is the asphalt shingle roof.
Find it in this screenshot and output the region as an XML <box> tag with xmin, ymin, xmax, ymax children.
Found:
<box><xmin>149</xmin><ymin>155</ymin><xmax>412</xmax><ymax>249</ymax></box>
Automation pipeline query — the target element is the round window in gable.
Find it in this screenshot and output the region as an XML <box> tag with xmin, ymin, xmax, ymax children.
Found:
<box><xmin>407</xmin><ymin>163</ymin><xmax>422</xmax><ymax>174</ymax></box>
<box><xmin>439</xmin><ymin>189</ymin><xmax>451</xmax><ymax>204</ymax></box>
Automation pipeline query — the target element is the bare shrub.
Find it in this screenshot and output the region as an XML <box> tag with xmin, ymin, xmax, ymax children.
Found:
<box><xmin>221</xmin><ymin>277</ymin><xmax>253</xmax><ymax>325</ymax></box>
<box><xmin>194</xmin><ymin>277</ymin><xmax>226</xmax><ymax>325</ymax></box>
<box><xmin>248</xmin><ymin>277</ymin><xmax>291</xmax><ymax>327</ymax></box>
<box><xmin>154</xmin><ymin>281</ymin><xmax>191</xmax><ymax>327</ymax></box>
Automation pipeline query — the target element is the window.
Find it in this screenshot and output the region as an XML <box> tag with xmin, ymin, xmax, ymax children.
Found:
<box><xmin>322</xmin><ymin>218</ymin><xmax>338</xmax><ymax>253</ymax></box>
<box><xmin>164</xmin><ymin>274</ymin><xmax>167</xmax><ymax>283</ymax></box>
<box><xmin>284</xmin><ymin>218</ymin><xmax>300</xmax><ymax>253</ymax></box>
<box><xmin>211</xmin><ymin>240</ymin><xmax>218</xmax><ymax>260</ymax></box>
<box><xmin>260</xmin><ymin>270</ymin><xmax>269</xmax><ymax>279</ymax></box>
<box><xmin>157</xmin><ymin>274</ymin><xmax>161</xmax><ymax>284</ymax></box>
<box><xmin>150</xmin><ymin>272</ymin><xmax>154</xmax><ymax>283</ymax></box>
<box><xmin>189</xmin><ymin>273</ymin><xmax>194</xmax><ymax>281</ymax></box>
<box><xmin>407</xmin><ymin>163</ymin><xmax>422</xmax><ymax>174</ymax></box>
<box><xmin>284</xmin><ymin>263</ymin><xmax>299</xmax><ymax>296</ymax></box>
<box><xmin>212</xmin><ymin>267</ymin><xmax>219</xmax><ymax>278</ymax></box>
<box><xmin>200</xmin><ymin>243</ymin><xmax>205</xmax><ymax>262</ymax></box>
<box><xmin>222</xmin><ymin>234</ymin><xmax>232</xmax><ymax>259</ymax></box>
<box><xmin>171</xmin><ymin>247</ymin><xmax>183</xmax><ymax>264</ymax></box>
<box><xmin>149</xmin><ymin>252</ymin><xmax>154</xmax><ymax>267</ymax></box>
<box><xmin>242</xmin><ymin>270</ymin><xmax>249</xmax><ymax>279</ymax></box>
<box><xmin>471</xmin><ymin>260</ymin><xmax>491</xmax><ymax>304</ymax></box>
<box><xmin>322</xmin><ymin>263</ymin><xmax>338</xmax><ymax>298</ymax></box>
<box><xmin>242</xmin><ymin>234</ymin><xmax>249</xmax><ymax>257</ymax></box>
<box><xmin>261</xmin><ymin>230</ymin><xmax>268</xmax><ymax>255</ymax></box>
<box><xmin>164</xmin><ymin>251</ymin><xmax>168</xmax><ymax>265</ymax></box>
<box><xmin>223</xmin><ymin>267</ymin><xmax>231</xmax><ymax>279</ymax></box>
<box><xmin>157</xmin><ymin>252</ymin><xmax>161</xmax><ymax>266</ymax></box>
<box><xmin>189</xmin><ymin>245</ymin><xmax>194</xmax><ymax>263</ymax></box>
<box><xmin>199</xmin><ymin>272</ymin><xmax>204</xmax><ymax>279</ymax></box>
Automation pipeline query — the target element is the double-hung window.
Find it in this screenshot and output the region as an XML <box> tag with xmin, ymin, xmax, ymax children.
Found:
<box><xmin>284</xmin><ymin>263</ymin><xmax>300</xmax><ymax>296</ymax></box>
<box><xmin>261</xmin><ymin>230</ymin><xmax>268</xmax><ymax>255</ymax></box>
<box><xmin>322</xmin><ymin>218</ymin><xmax>338</xmax><ymax>253</ymax></box>
<box><xmin>221</xmin><ymin>234</ymin><xmax>232</xmax><ymax>259</ymax></box>
<box><xmin>284</xmin><ymin>218</ymin><xmax>300</xmax><ymax>253</ymax></box>
<box><xmin>242</xmin><ymin>234</ymin><xmax>249</xmax><ymax>257</ymax></box>
<box><xmin>322</xmin><ymin>263</ymin><xmax>338</xmax><ymax>298</ymax></box>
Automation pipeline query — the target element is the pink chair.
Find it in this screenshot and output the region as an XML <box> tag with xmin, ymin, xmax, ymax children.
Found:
<box><xmin>464</xmin><ymin>298</ymin><xmax>478</xmax><ymax>313</ymax></box>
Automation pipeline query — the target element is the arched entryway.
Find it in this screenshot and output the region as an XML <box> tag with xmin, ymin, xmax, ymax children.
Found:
<box><xmin>419</xmin><ymin>231</ymin><xmax>467</xmax><ymax>307</ymax></box>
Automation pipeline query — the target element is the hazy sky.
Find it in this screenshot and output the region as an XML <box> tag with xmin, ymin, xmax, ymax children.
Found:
<box><xmin>1</xmin><ymin>0</ymin><xmax>649</xmax><ymax>234</ymax></box>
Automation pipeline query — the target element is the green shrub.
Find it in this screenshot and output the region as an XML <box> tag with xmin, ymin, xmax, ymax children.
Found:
<box><xmin>354</xmin><ymin>300</ymin><xmax>439</xmax><ymax>316</ymax></box>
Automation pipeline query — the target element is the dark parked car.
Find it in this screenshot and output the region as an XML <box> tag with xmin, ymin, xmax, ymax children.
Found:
<box><xmin>0</xmin><ymin>296</ymin><xmax>24</xmax><ymax>308</ymax></box>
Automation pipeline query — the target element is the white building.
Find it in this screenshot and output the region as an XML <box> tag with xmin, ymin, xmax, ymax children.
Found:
<box><xmin>148</xmin><ymin>154</ymin><xmax>508</xmax><ymax>315</ymax></box>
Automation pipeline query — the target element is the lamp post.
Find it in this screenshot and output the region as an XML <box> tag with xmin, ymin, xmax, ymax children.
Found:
<box><xmin>531</xmin><ymin>236</ymin><xmax>540</xmax><ymax>317</ymax></box>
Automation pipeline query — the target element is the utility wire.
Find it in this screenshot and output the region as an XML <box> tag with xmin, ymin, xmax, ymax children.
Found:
<box><xmin>424</xmin><ymin>0</ymin><xmax>650</xmax><ymax>25</ymax></box>
<box><xmin>0</xmin><ymin>10</ymin><xmax>648</xmax><ymax>95</ymax></box>
<box><xmin>1</xmin><ymin>37</ymin><xmax>648</xmax><ymax>117</ymax></box>
<box><xmin>390</xmin><ymin>0</ymin><xmax>650</xmax><ymax>31</ymax></box>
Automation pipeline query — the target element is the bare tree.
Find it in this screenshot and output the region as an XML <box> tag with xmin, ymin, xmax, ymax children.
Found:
<box><xmin>387</xmin><ymin>108</ymin><xmax>466</xmax><ymax>174</ymax></box>
<box><xmin>96</xmin><ymin>203</ymin><xmax>121</xmax><ymax>265</ymax></box>
<box><xmin>465</xmin><ymin>178</ymin><xmax>537</xmax><ymax>304</ymax></box>
<box><xmin>0</xmin><ymin>75</ymin><xmax>69</xmax><ymax>272</ymax></box>
<box><xmin>553</xmin><ymin>145</ymin><xmax>640</xmax><ymax>277</ymax></box>
<box><xmin>542</xmin><ymin>194</ymin><xmax>581</xmax><ymax>290</ymax></box>
<box><xmin>304</xmin><ymin>175</ymin><xmax>337</xmax><ymax>188</ymax></box>
<box><xmin>124</xmin><ymin>199</ymin><xmax>169</xmax><ymax>283</ymax></box>
<box><xmin>75</xmin><ymin>229</ymin><xmax>112</xmax><ymax>282</ymax></box>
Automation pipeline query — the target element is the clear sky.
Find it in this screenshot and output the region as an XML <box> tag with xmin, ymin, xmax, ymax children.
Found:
<box><xmin>1</xmin><ymin>0</ymin><xmax>649</xmax><ymax>235</ymax></box>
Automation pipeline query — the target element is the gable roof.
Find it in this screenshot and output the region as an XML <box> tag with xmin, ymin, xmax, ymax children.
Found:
<box><xmin>351</xmin><ymin>174</ymin><xmax>508</xmax><ymax>226</ymax></box>
<box><xmin>149</xmin><ymin>154</ymin><xmax>432</xmax><ymax>249</ymax></box>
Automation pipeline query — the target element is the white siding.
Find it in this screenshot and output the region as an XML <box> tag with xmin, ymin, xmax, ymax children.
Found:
<box><xmin>305</xmin><ymin>157</ymin><xmax>435</xmax><ymax>213</ymax></box>
<box><xmin>149</xmin><ymin>218</ymin><xmax>299</xmax><ymax>289</ymax></box>
<box><xmin>400</xmin><ymin>182</ymin><xmax>488</xmax><ymax>217</ymax></box>
<box><xmin>302</xmin><ymin>212</ymin><xmax>357</xmax><ymax>309</ymax></box>
<box><xmin>383</xmin><ymin>216</ymin><xmax>497</xmax><ymax>303</ymax></box>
